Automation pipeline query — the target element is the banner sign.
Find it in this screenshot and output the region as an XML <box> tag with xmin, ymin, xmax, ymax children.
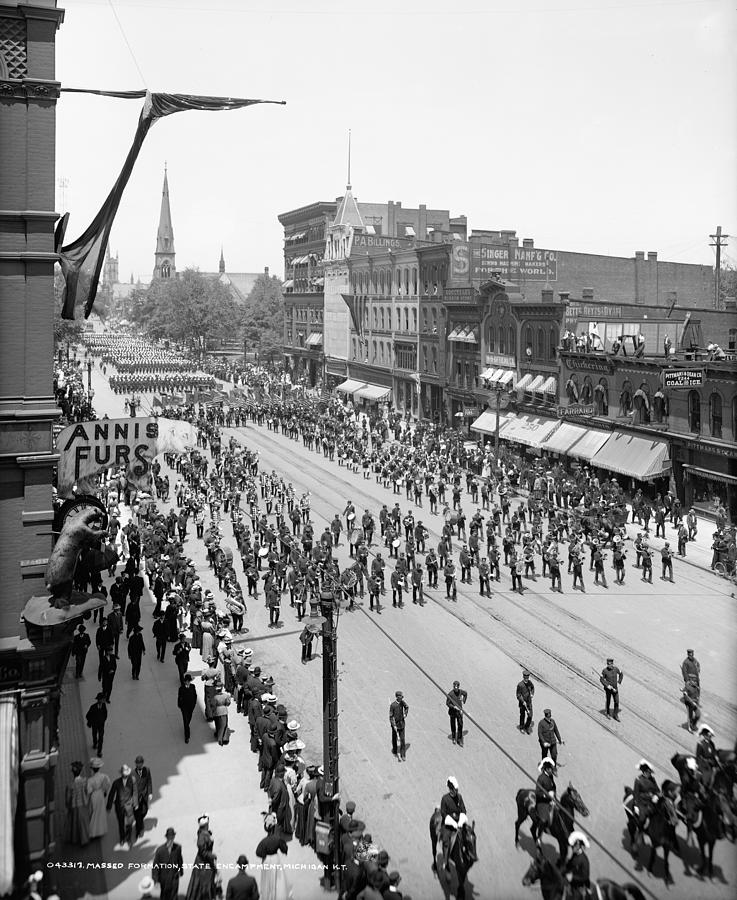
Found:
<box><xmin>557</xmin><ymin>404</ymin><xmax>596</xmax><ymax>418</ymax></box>
<box><xmin>663</xmin><ymin>369</ymin><xmax>704</xmax><ymax>388</ymax></box>
<box><xmin>471</xmin><ymin>242</ymin><xmax>557</xmax><ymax>282</ymax></box>
<box><xmin>56</xmin><ymin>417</ymin><xmax>198</xmax><ymax>494</ymax></box>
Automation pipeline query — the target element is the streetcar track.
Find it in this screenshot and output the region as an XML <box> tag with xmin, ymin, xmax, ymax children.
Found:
<box><xmin>227</xmin><ymin>424</ymin><xmax>700</xmax><ymax>757</ymax></box>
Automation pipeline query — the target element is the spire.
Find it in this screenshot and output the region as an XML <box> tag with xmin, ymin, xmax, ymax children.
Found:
<box><xmin>332</xmin><ymin>130</ymin><xmax>363</xmax><ymax>229</ymax></box>
<box><xmin>219</xmin><ymin>246</ymin><xmax>225</xmax><ymax>274</ymax></box>
<box><xmin>153</xmin><ymin>164</ymin><xmax>176</xmax><ymax>279</ymax></box>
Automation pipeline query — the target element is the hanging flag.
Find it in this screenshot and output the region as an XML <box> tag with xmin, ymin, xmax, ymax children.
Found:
<box><xmin>341</xmin><ymin>294</ymin><xmax>367</xmax><ymax>340</ymax></box>
<box><xmin>58</xmin><ymin>89</ymin><xmax>285</xmax><ymax>319</ymax></box>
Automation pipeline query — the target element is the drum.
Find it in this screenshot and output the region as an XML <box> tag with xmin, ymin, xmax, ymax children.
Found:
<box><xmin>350</xmin><ymin>529</ymin><xmax>363</xmax><ymax>547</ymax></box>
<box><xmin>258</xmin><ymin>546</ymin><xmax>269</xmax><ymax>558</ymax></box>
<box><xmin>347</xmin><ymin>512</ymin><xmax>356</xmax><ymax>522</ymax></box>
<box><xmin>342</xmin><ymin>570</ymin><xmax>358</xmax><ymax>589</ymax></box>
<box><xmin>392</xmin><ymin>537</ymin><xmax>401</xmax><ymax>549</ymax></box>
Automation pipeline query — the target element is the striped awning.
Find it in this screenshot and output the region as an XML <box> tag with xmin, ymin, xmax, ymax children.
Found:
<box><xmin>480</xmin><ymin>368</ymin><xmax>498</xmax><ymax>381</ymax></box>
<box><xmin>526</xmin><ymin>375</ymin><xmax>545</xmax><ymax>392</ymax></box>
<box><xmin>448</xmin><ymin>325</ymin><xmax>468</xmax><ymax>342</ymax></box>
<box><xmin>498</xmin><ymin>370</ymin><xmax>515</xmax><ymax>386</ymax></box>
<box><xmin>305</xmin><ymin>332</ymin><xmax>323</xmax><ymax>347</ymax></box>
<box><xmin>541</xmin><ymin>422</ymin><xmax>588</xmax><ymax>454</ymax></box>
<box><xmin>336</xmin><ymin>379</ymin><xmax>366</xmax><ymax>395</ymax></box>
<box><xmin>514</xmin><ymin>373</ymin><xmax>533</xmax><ymax>391</ymax></box>
<box><xmin>497</xmin><ymin>414</ymin><xmax>561</xmax><ymax>449</ymax></box>
<box><xmin>471</xmin><ymin>409</ymin><xmax>512</xmax><ymax>435</ymax></box>
<box><xmin>355</xmin><ymin>384</ymin><xmax>391</xmax><ymax>401</ymax></box>
<box><xmin>540</xmin><ymin>376</ymin><xmax>557</xmax><ymax>394</ymax></box>
<box><xmin>591</xmin><ymin>432</ymin><xmax>670</xmax><ymax>480</ymax></box>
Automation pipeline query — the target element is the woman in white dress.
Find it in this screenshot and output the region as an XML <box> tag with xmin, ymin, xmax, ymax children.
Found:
<box><xmin>86</xmin><ymin>757</ymin><xmax>111</xmax><ymax>839</ymax></box>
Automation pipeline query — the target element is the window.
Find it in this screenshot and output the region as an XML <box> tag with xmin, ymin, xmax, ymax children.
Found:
<box><xmin>549</xmin><ymin>326</ymin><xmax>558</xmax><ymax>360</ymax></box>
<box><xmin>488</xmin><ymin>325</ymin><xmax>496</xmax><ymax>353</ymax></box>
<box><xmin>432</xmin><ymin>347</ymin><xmax>438</xmax><ymax>374</ymax></box>
<box><xmin>595</xmin><ymin>378</ymin><xmax>609</xmax><ymax>416</ymax></box>
<box><xmin>412</xmin><ymin>269</ymin><xmax>418</xmax><ymax>295</ymax></box>
<box><xmin>396</xmin><ymin>307</ymin><xmax>401</xmax><ymax>330</ymax></box>
<box><xmin>523</xmin><ymin>326</ymin><xmax>533</xmax><ymax>360</ymax></box>
<box><xmin>537</xmin><ymin>328</ymin><xmax>545</xmax><ymax>361</ymax></box>
<box><xmin>379</xmin><ymin>342</ymin><xmax>384</xmax><ymax>363</ymax></box>
<box><xmin>422</xmin><ymin>308</ymin><xmax>428</xmax><ymax>330</ymax></box>
<box><xmin>372</xmin><ymin>340</ymin><xmax>377</xmax><ymax>363</ymax></box>
<box><xmin>729</xmin><ymin>328</ymin><xmax>737</xmax><ymax>352</ymax></box>
<box><xmin>508</xmin><ymin>327</ymin><xmax>516</xmax><ymax>358</ymax></box>
<box><xmin>456</xmin><ymin>360</ymin><xmax>462</xmax><ymax>382</ymax></box>
<box><xmin>395</xmin><ymin>342</ymin><xmax>417</xmax><ymax>370</ymax></box>
<box><xmin>733</xmin><ymin>397</ymin><xmax>737</xmax><ymax>442</ymax></box>
<box><xmin>373</xmin><ymin>306</ymin><xmax>378</xmax><ymax>328</ymax></box>
<box><xmin>432</xmin><ymin>307</ymin><xmax>438</xmax><ymax>332</ymax></box>
<box><xmin>710</xmin><ymin>392</ymin><xmax>723</xmax><ymax>439</ymax></box>
<box><xmin>404</xmin><ymin>308</ymin><xmax>409</xmax><ymax>331</ymax></box>
<box><xmin>619</xmin><ymin>379</ymin><xmax>633</xmax><ymax>415</ymax></box>
<box><xmin>422</xmin><ymin>345</ymin><xmax>428</xmax><ymax>372</ymax></box>
<box><xmin>404</xmin><ymin>269</ymin><xmax>410</xmax><ymax>294</ymax></box>
<box><xmin>499</xmin><ymin>327</ymin><xmax>506</xmax><ymax>355</ymax></box>
<box><xmin>412</xmin><ymin>308</ymin><xmax>417</xmax><ymax>332</ymax></box>
<box><xmin>581</xmin><ymin>376</ymin><xmax>593</xmax><ymax>404</ymax></box>
<box><xmin>380</xmin><ymin>270</ymin><xmax>386</xmax><ymax>294</ymax></box>
<box><xmin>688</xmin><ymin>390</ymin><xmax>701</xmax><ymax>433</ymax></box>
<box><xmin>352</xmin><ymin>338</ymin><xmax>357</xmax><ymax>359</ymax></box>
<box><xmin>380</xmin><ymin>308</ymin><xmax>385</xmax><ymax>330</ymax></box>
<box><xmin>633</xmin><ymin>382</ymin><xmax>651</xmax><ymax>425</ymax></box>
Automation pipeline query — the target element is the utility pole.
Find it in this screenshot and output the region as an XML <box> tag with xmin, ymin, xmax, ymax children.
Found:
<box><xmin>709</xmin><ymin>226</ymin><xmax>729</xmax><ymax>309</ymax></box>
<box><xmin>319</xmin><ymin>589</ymin><xmax>340</xmax><ymax>892</ymax></box>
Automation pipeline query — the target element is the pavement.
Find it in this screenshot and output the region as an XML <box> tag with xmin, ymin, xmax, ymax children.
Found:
<box><xmin>53</xmin><ymin>355</ymin><xmax>737</xmax><ymax>900</ymax></box>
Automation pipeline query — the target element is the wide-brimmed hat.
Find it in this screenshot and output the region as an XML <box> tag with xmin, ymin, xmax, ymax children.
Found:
<box><xmin>138</xmin><ymin>876</ymin><xmax>155</xmax><ymax>893</ymax></box>
<box><xmin>538</xmin><ymin>757</ymin><xmax>555</xmax><ymax>772</ymax></box>
<box><xmin>283</xmin><ymin>739</ymin><xmax>306</xmax><ymax>752</ymax></box>
<box><xmin>287</xmin><ymin>719</ymin><xmax>300</xmax><ymax>731</ymax></box>
<box><xmin>568</xmin><ymin>830</ymin><xmax>590</xmax><ymax>848</ymax></box>
<box><xmin>90</xmin><ymin>757</ymin><xmax>103</xmax><ymax>769</ymax></box>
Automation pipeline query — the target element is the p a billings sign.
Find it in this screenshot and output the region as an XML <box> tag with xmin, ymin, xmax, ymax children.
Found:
<box><xmin>57</xmin><ymin>418</ymin><xmax>159</xmax><ymax>494</ymax></box>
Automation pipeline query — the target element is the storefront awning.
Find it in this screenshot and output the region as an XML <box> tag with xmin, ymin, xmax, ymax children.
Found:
<box><xmin>459</xmin><ymin>326</ymin><xmax>479</xmax><ymax>343</ymax></box>
<box><xmin>448</xmin><ymin>325</ymin><xmax>467</xmax><ymax>342</ymax></box>
<box><xmin>591</xmin><ymin>432</ymin><xmax>670</xmax><ymax>480</ymax></box>
<box><xmin>355</xmin><ymin>383</ymin><xmax>391</xmax><ymax>401</ymax></box>
<box><xmin>305</xmin><ymin>332</ymin><xmax>323</xmax><ymax>347</ymax></box>
<box><xmin>471</xmin><ymin>409</ymin><xmax>511</xmax><ymax>435</ymax></box>
<box><xmin>514</xmin><ymin>373</ymin><xmax>533</xmax><ymax>391</ymax></box>
<box><xmin>480</xmin><ymin>368</ymin><xmax>498</xmax><ymax>381</ymax></box>
<box><xmin>336</xmin><ymin>379</ymin><xmax>367</xmax><ymax>395</ymax></box>
<box><xmin>498</xmin><ymin>414</ymin><xmax>561</xmax><ymax>449</ymax></box>
<box><xmin>541</xmin><ymin>422</ymin><xmax>588</xmax><ymax>454</ymax></box>
<box><xmin>539</xmin><ymin>376</ymin><xmax>557</xmax><ymax>394</ymax></box>
<box><xmin>567</xmin><ymin>428</ymin><xmax>611</xmax><ymax>461</ymax></box>
<box><xmin>497</xmin><ymin>369</ymin><xmax>515</xmax><ymax>386</ymax></box>
<box><xmin>682</xmin><ymin>464</ymin><xmax>737</xmax><ymax>486</ymax></box>
<box><xmin>0</xmin><ymin>696</ymin><xmax>18</xmax><ymax>896</ymax></box>
<box><xmin>282</xmin><ymin>279</ymin><xmax>294</xmax><ymax>289</ymax></box>
<box><xmin>526</xmin><ymin>375</ymin><xmax>545</xmax><ymax>393</ymax></box>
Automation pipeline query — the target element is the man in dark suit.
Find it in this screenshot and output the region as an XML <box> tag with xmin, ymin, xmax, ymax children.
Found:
<box><xmin>106</xmin><ymin>763</ymin><xmax>138</xmax><ymax>849</ymax></box>
<box><xmin>152</xmin><ymin>827</ymin><xmax>184</xmax><ymax>900</ymax></box>
<box><xmin>85</xmin><ymin>693</ymin><xmax>108</xmax><ymax>755</ymax></box>
<box><xmin>177</xmin><ymin>673</ymin><xmax>197</xmax><ymax>743</ymax></box>
<box><xmin>133</xmin><ymin>755</ymin><xmax>153</xmax><ymax>840</ymax></box>
<box><xmin>225</xmin><ymin>855</ymin><xmax>259</xmax><ymax>900</ymax></box>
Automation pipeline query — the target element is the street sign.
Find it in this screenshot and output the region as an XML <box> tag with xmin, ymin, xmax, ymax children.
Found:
<box><xmin>557</xmin><ymin>404</ymin><xmax>596</xmax><ymax>418</ymax></box>
<box><xmin>663</xmin><ymin>369</ymin><xmax>704</xmax><ymax>388</ymax></box>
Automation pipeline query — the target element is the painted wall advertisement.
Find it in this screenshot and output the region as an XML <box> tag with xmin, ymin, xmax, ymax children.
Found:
<box><xmin>471</xmin><ymin>242</ymin><xmax>557</xmax><ymax>282</ymax></box>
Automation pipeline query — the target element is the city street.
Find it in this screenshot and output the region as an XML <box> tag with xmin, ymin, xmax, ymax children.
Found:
<box><xmin>62</xmin><ymin>358</ymin><xmax>737</xmax><ymax>900</ymax></box>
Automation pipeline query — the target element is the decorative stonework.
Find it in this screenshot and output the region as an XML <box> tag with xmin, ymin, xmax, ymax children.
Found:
<box><xmin>0</xmin><ymin>16</ymin><xmax>27</xmax><ymax>79</ymax></box>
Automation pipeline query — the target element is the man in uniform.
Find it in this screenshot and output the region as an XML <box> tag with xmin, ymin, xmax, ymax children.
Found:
<box><xmin>600</xmin><ymin>657</ymin><xmax>623</xmax><ymax>721</ymax></box>
<box><xmin>535</xmin><ymin>757</ymin><xmax>557</xmax><ymax>833</ymax></box>
<box><xmin>681</xmin><ymin>674</ymin><xmax>701</xmax><ymax>733</ymax></box>
<box><xmin>538</xmin><ymin>708</ymin><xmax>564</xmax><ymax>765</ymax></box>
<box><xmin>446</xmin><ymin>680</ymin><xmax>468</xmax><ymax>746</ymax></box>
<box><xmin>696</xmin><ymin>724</ymin><xmax>719</xmax><ymax>788</ymax></box>
<box><xmin>440</xmin><ymin>776</ymin><xmax>467</xmax><ymax>871</ymax></box>
<box><xmin>632</xmin><ymin>759</ymin><xmax>660</xmax><ymax>831</ymax></box>
<box><xmin>565</xmin><ymin>832</ymin><xmax>591</xmax><ymax>900</ymax></box>
<box><xmin>681</xmin><ymin>648</ymin><xmax>700</xmax><ymax>686</ymax></box>
<box><xmin>661</xmin><ymin>542</ymin><xmax>674</xmax><ymax>582</ymax></box>
<box><xmin>516</xmin><ymin>670</ymin><xmax>534</xmax><ymax>733</ymax></box>
<box><xmin>389</xmin><ymin>691</ymin><xmax>409</xmax><ymax>761</ymax></box>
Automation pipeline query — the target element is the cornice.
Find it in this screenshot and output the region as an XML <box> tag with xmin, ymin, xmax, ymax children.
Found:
<box><xmin>0</xmin><ymin>78</ymin><xmax>62</xmax><ymax>101</ymax></box>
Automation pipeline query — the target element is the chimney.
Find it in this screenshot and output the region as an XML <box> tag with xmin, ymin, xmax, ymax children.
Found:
<box><xmin>582</xmin><ymin>287</ymin><xmax>594</xmax><ymax>300</ymax></box>
<box><xmin>647</xmin><ymin>251</ymin><xmax>657</xmax><ymax>262</ymax></box>
<box><xmin>541</xmin><ymin>288</ymin><xmax>554</xmax><ymax>302</ymax></box>
<box><xmin>634</xmin><ymin>251</ymin><xmax>645</xmax><ymax>261</ymax></box>
<box><xmin>522</xmin><ymin>238</ymin><xmax>534</xmax><ymax>249</ymax></box>
<box><xmin>419</xmin><ymin>203</ymin><xmax>427</xmax><ymax>240</ymax></box>
<box><xmin>264</xmin><ymin>266</ymin><xmax>269</xmax><ymax>276</ymax></box>
<box><xmin>558</xmin><ymin>291</ymin><xmax>570</xmax><ymax>302</ymax></box>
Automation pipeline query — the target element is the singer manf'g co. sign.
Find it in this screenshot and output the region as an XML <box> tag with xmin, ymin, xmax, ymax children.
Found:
<box><xmin>471</xmin><ymin>243</ymin><xmax>558</xmax><ymax>281</ymax></box>
<box><xmin>56</xmin><ymin>418</ymin><xmax>159</xmax><ymax>492</ymax></box>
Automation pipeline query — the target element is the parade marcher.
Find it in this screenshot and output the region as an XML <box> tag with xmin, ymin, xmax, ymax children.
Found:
<box><xmin>71</xmin><ymin>623</ymin><xmax>91</xmax><ymax>678</ymax></box>
<box><xmin>440</xmin><ymin>776</ymin><xmax>467</xmax><ymax>871</ymax></box>
<box><xmin>256</xmin><ymin>812</ymin><xmax>291</xmax><ymax>899</ymax></box>
<box><xmin>516</xmin><ymin>670</ymin><xmax>534</xmax><ymax>734</ymax></box>
<box><xmin>681</xmin><ymin>648</ymin><xmax>700</xmax><ymax>686</ymax></box>
<box><xmin>152</xmin><ymin>828</ymin><xmax>184</xmax><ymax>900</ymax></box>
<box><xmin>107</xmin><ymin>763</ymin><xmax>138</xmax><ymax>850</ymax></box>
<box><xmin>65</xmin><ymin>761</ymin><xmax>90</xmax><ymax>846</ymax></box>
<box><xmin>178</xmin><ymin>674</ymin><xmax>197</xmax><ymax>743</ymax></box>
<box><xmin>86</xmin><ymin>693</ymin><xmax>108</xmax><ymax>756</ymax></box>
<box><xmin>564</xmin><ymin>831</ymin><xmax>591</xmax><ymax>900</ymax></box>
<box><xmin>446</xmin><ymin>680</ymin><xmax>468</xmax><ymax>747</ymax></box>
<box><xmin>127</xmin><ymin>625</ymin><xmax>145</xmax><ymax>681</ymax></box>
<box><xmin>133</xmin><ymin>755</ymin><xmax>153</xmax><ymax>841</ymax></box>
<box><xmin>389</xmin><ymin>691</ymin><xmax>409</xmax><ymax>761</ymax></box>
<box><xmin>600</xmin><ymin>658</ymin><xmax>623</xmax><ymax>721</ymax></box>
<box><xmin>661</xmin><ymin>542</ymin><xmax>674</xmax><ymax>582</ymax></box>
<box><xmin>537</xmin><ymin>708</ymin><xmax>563</xmax><ymax>765</ymax></box>
<box><xmin>224</xmin><ymin>855</ymin><xmax>259</xmax><ymax>900</ymax></box>
<box><xmin>86</xmin><ymin>757</ymin><xmax>110</xmax><ymax>839</ymax></box>
<box><xmin>173</xmin><ymin>633</ymin><xmax>192</xmax><ymax>686</ymax></box>
<box><xmin>695</xmin><ymin>724</ymin><xmax>718</xmax><ymax>788</ymax></box>
<box><xmin>186</xmin><ymin>815</ymin><xmax>218</xmax><ymax>900</ymax></box>
<box><xmin>681</xmin><ymin>675</ymin><xmax>701</xmax><ymax>733</ymax></box>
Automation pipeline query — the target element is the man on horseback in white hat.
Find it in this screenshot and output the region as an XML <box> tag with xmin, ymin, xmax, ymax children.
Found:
<box><xmin>534</xmin><ymin>757</ymin><xmax>557</xmax><ymax>835</ymax></box>
<box><xmin>440</xmin><ymin>776</ymin><xmax>467</xmax><ymax>871</ymax></box>
<box><xmin>564</xmin><ymin>831</ymin><xmax>591</xmax><ymax>900</ymax></box>
<box><xmin>632</xmin><ymin>759</ymin><xmax>660</xmax><ymax>832</ymax></box>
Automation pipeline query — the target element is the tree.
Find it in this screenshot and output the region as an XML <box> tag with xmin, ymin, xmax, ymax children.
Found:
<box><xmin>130</xmin><ymin>269</ymin><xmax>240</xmax><ymax>354</ymax></box>
<box><xmin>242</xmin><ymin>274</ymin><xmax>285</xmax><ymax>358</ymax></box>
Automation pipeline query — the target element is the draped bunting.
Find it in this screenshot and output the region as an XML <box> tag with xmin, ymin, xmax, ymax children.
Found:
<box><xmin>59</xmin><ymin>89</ymin><xmax>285</xmax><ymax>320</ymax></box>
<box><xmin>341</xmin><ymin>294</ymin><xmax>367</xmax><ymax>341</ymax></box>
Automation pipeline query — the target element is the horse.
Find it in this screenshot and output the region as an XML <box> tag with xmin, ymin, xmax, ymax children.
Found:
<box><xmin>430</xmin><ymin>808</ymin><xmax>478</xmax><ymax>900</ymax></box>
<box><xmin>672</xmin><ymin>751</ymin><xmax>733</xmax><ymax>869</ymax></box>
<box><xmin>514</xmin><ymin>783</ymin><xmax>589</xmax><ymax>863</ymax></box>
<box><xmin>623</xmin><ymin>779</ymin><xmax>679</xmax><ymax>883</ymax></box>
<box><xmin>521</xmin><ymin>850</ymin><xmax>647</xmax><ymax>900</ymax></box>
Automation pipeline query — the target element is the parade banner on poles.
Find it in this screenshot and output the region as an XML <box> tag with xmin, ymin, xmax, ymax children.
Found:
<box><xmin>56</xmin><ymin>417</ymin><xmax>199</xmax><ymax>494</ymax></box>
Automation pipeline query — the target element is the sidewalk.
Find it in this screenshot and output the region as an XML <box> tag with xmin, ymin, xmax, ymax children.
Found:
<box><xmin>51</xmin><ymin>366</ymin><xmax>330</xmax><ymax>900</ymax></box>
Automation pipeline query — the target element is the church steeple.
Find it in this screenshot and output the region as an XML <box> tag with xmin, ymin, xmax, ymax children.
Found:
<box><xmin>332</xmin><ymin>131</ymin><xmax>363</xmax><ymax>230</ymax></box>
<box><xmin>153</xmin><ymin>164</ymin><xmax>176</xmax><ymax>280</ymax></box>
<box><xmin>219</xmin><ymin>246</ymin><xmax>225</xmax><ymax>274</ymax></box>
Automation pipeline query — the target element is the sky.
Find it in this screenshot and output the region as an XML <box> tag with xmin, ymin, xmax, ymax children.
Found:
<box><xmin>55</xmin><ymin>0</ymin><xmax>737</xmax><ymax>284</ymax></box>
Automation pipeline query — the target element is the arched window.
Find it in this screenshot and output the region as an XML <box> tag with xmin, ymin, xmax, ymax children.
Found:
<box><xmin>373</xmin><ymin>306</ymin><xmax>378</xmax><ymax>328</ymax></box>
<box><xmin>537</xmin><ymin>327</ymin><xmax>545</xmax><ymax>361</ymax></box>
<box><xmin>379</xmin><ymin>342</ymin><xmax>385</xmax><ymax>363</ymax></box>
<box><xmin>372</xmin><ymin>340</ymin><xmax>377</xmax><ymax>363</ymax></box>
<box><xmin>732</xmin><ymin>396</ymin><xmax>737</xmax><ymax>442</ymax></box>
<box><xmin>498</xmin><ymin>327</ymin><xmax>506</xmax><ymax>355</ymax></box>
<box><xmin>352</xmin><ymin>338</ymin><xmax>356</xmax><ymax>359</ymax></box>
<box><xmin>422</xmin><ymin>345</ymin><xmax>428</xmax><ymax>372</ymax></box>
<box><xmin>549</xmin><ymin>326</ymin><xmax>558</xmax><ymax>360</ymax></box>
<box><xmin>432</xmin><ymin>347</ymin><xmax>438</xmax><ymax>374</ymax></box>
<box><xmin>524</xmin><ymin>326</ymin><xmax>533</xmax><ymax>359</ymax></box>
<box><xmin>380</xmin><ymin>308</ymin><xmax>386</xmax><ymax>330</ymax></box>
<box><xmin>412</xmin><ymin>269</ymin><xmax>418</xmax><ymax>295</ymax></box>
<box><xmin>620</xmin><ymin>379</ymin><xmax>633</xmax><ymax>415</ymax></box>
<box><xmin>488</xmin><ymin>325</ymin><xmax>496</xmax><ymax>353</ymax></box>
<box><xmin>364</xmin><ymin>305</ymin><xmax>369</xmax><ymax>329</ymax></box>
<box><xmin>379</xmin><ymin>270</ymin><xmax>385</xmax><ymax>294</ymax></box>
<box><xmin>710</xmin><ymin>392</ymin><xmax>723</xmax><ymax>438</ymax></box>
<box><xmin>412</xmin><ymin>308</ymin><xmax>417</xmax><ymax>332</ymax></box>
<box><xmin>404</xmin><ymin>268</ymin><xmax>410</xmax><ymax>294</ymax></box>
<box><xmin>396</xmin><ymin>307</ymin><xmax>401</xmax><ymax>330</ymax></box>
<box><xmin>508</xmin><ymin>327</ymin><xmax>516</xmax><ymax>358</ymax></box>
<box><xmin>594</xmin><ymin>378</ymin><xmax>609</xmax><ymax>415</ymax></box>
<box><xmin>688</xmin><ymin>390</ymin><xmax>701</xmax><ymax>433</ymax></box>
<box><xmin>404</xmin><ymin>308</ymin><xmax>409</xmax><ymax>331</ymax></box>
<box><xmin>422</xmin><ymin>307</ymin><xmax>428</xmax><ymax>330</ymax></box>
<box><xmin>581</xmin><ymin>376</ymin><xmax>594</xmax><ymax>404</ymax></box>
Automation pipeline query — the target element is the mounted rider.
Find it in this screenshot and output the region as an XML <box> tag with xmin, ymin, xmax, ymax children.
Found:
<box><xmin>534</xmin><ymin>757</ymin><xmax>557</xmax><ymax>833</ymax></box>
<box><xmin>632</xmin><ymin>759</ymin><xmax>661</xmax><ymax>830</ymax></box>
<box><xmin>564</xmin><ymin>831</ymin><xmax>591</xmax><ymax>900</ymax></box>
<box><xmin>696</xmin><ymin>724</ymin><xmax>719</xmax><ymax>788</ymax></box>
<box><xmin>440</xmin><ymin>776</ymin><xmax>467</xmax><ymax>871</ymax></box>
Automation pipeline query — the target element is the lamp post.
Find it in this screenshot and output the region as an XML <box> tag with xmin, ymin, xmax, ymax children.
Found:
<box><xmin>87</xmin><ymin>360</ymin><xmax>92</xmax><ymax>394</ymax></box>
<box><xmin>319</xmin><ymin>590</ymin><xmax>340</xmax><ymax>891</ymax></box>
<box><xmin>494</xmin><ymin>382</ymin><xmax>505</xmax><ymax>457</ymax></box>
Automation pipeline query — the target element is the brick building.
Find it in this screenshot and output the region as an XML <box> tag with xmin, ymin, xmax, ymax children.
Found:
<box><xmin>0</xmin><ymin>0</ymin><xmax>67</xmax><ymax>888</ymax></box>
